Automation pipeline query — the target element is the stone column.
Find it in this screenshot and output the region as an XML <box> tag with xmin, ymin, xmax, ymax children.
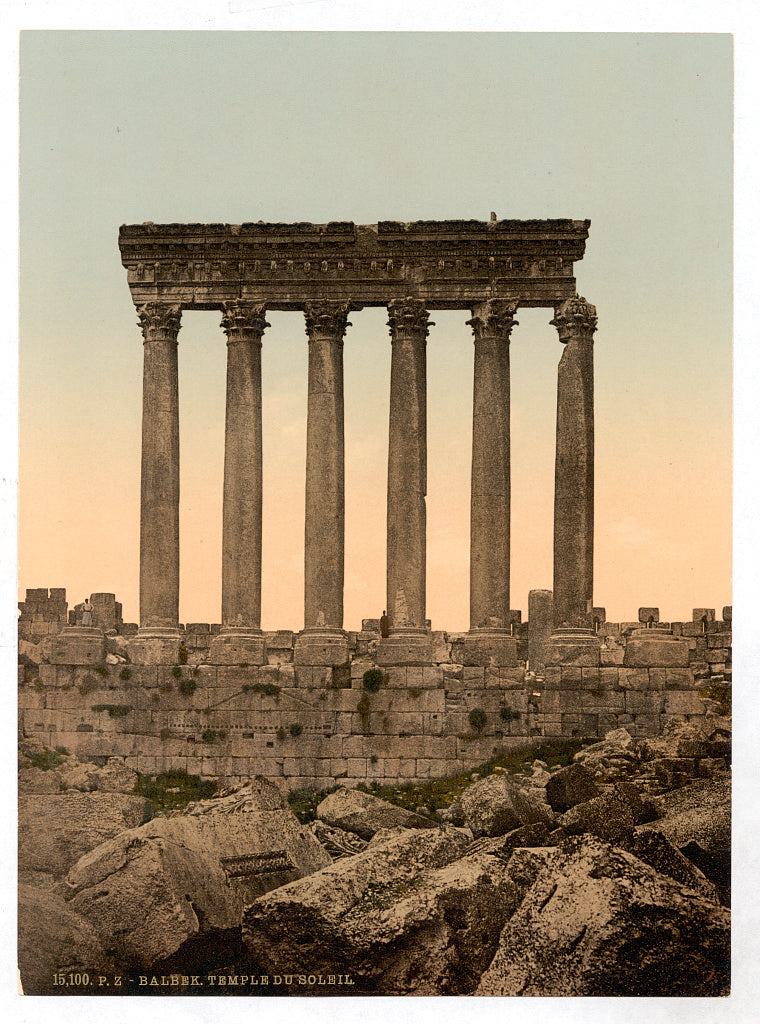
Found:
<box><xmin>549</xmin><ymin>295</ymin><xmax>600</xmax><ymax>664</ymax></box>
<box><xmin>463</xmin><ymin>300</ymin><xmax>519</xmax><ymax>668</ymax></box>
<box><xmin>377</xmin><ymin>297</ymin><xmax>433</xmax><ymax>666</ymax></box>
<box><xmin>210</xmin><ymin>301</ymin><xmax>269</xmax><ymax>666</ymax></box>
<box><xmin>137</xmin><ymin>302</ymin><xmax>182</xmax><ymax>640</ymax></box>
<box><xmin>294</xmin><ymin>301</ymin><xmax>353</xmax><ymax>667</ymax></box>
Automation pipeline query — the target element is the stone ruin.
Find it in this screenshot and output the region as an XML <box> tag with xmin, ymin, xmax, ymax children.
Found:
<box><xmin>18</xmin><ymin>218</ymin><xmax>732</xmax><ymax>790</ymax></box>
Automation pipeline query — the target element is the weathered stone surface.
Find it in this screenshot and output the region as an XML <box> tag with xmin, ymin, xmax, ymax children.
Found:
<box><xmin>558</xmin><ymin>791</ymin><xmax>637</xmax><ymax>843</ymax></box>
<box><xmin>19</xmin><ymin>793</ymin><xmax>152</xmax><ymax>877</ymax></box>
<box><xmin>309</xmin><ymin>819</ymin><xmax>367</xmax><ymax>859</ymax></box>
<box><xmin>638</xmin><ymin>717</ymin><xmax>712</xmax><ymax>760</ymax></box>
<box><xmin>18</xmin><ymin>882</ymin><xmax>116</xmax><ymax>995</ymax></box>
<box><xmin>544</xmin><ymin>762</ymin><xmax>600</xmax><ymax>811</ymax></box>
<box><xmin>642</xmin><ymin>776</ymin><xmax>731</xmax><ymax>855</ymax></box>
<box><xmin>476</xmin><ymin>836</ymin><xmax>730</xmax><ymax>996</ymax></box>
<box><xmin>92</xmin><ymin>757</ymin><xmax>139</xmax><ymax>793</ymax></box>
<box><xmin>619</xmin><ymin>829</ymin><xmax>719</xmax><ymax>902</ymax></box>
<box><xmin>623</xmin><ymin>637</ymin><xmax>690</xmax><ymax>668</ymax></box>
<box><xmin>317</xmin><ymin>786</ymin><xmax>436</xmax><ymax>840</ymax></box>
<box><xmin>461</xmin><ymin>774</ymin><xmax>554</xmax><ymax>838</ymax></box>
<box><xmin>243</xmin><ymin>826</ymin><xmax>517</xmax><ymax>994</ymax></box>
<box><xmin>18</xmin><ymin>766</ymin><xmax>64</xmax><ymax>794</ymax></box>
<box><xmin>65</xmin><ymin>779</ymin><xmax>330</xmax><ymax>966</ymax></box>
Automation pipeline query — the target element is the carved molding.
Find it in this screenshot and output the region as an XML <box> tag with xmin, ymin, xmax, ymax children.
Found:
<box><xmin>551</xmin><ymin>294</ymin><xmax>598</xmax><ymax>343</ymax></box>
<box><xmin>303</xmin><ymin>300</ymin><xmax>354</xmax><ymax>341</ymax></box>
<box><xmin>220</xmin><ymin>300</ymin><xmax>270</xmax><ymax>343</ymax></box>
<box><xmin>466</xmin><ymin>299</ymin><xmax>520</xmax><ymax>341</ymax></box>
<box><xmin>137</xmin><ymin>302</ymin><xmax>182</xmax><ymax>343</ymax></box>
<box><xmin>387</xmin><ymin>297</ymin><xmax>433</xmax><ymax>339</ymax></box>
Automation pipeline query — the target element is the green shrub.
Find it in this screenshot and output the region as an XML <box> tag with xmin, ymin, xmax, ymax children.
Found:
<box><xmin>362</xmin><ymin>668</ymin><xmax>384</xmax><ymax>693</ymax></box>
<box><xmin>469</xmin><ymin>708</ymin><xmax>487</xmax><ymax>733</ymax></box>
<box><xmin>119</xmin><ymin>667</ymin><xmax>132</xmax><ymax>681</ymax></box>
<box><xmin>171</xmin><ymin>666</ymin><xmax>183</xmax><ymax>679</ymax></box>
<box><xmin>135</xmin><ymin>770</ymin><xmax>216</xmax><ymax>813</ymax></box>
<box><xmin>179</xmin><ymin>678</ymin><xmax>197</xmax><ymax>697</ymax></box>
<box><xmin>499</xmin><ymin>706</ymin><xmax>519</xmax><ymax>723</ymax></box>
<box><xmin>289</xmin><ymin>723</ymin><xmax>303</xmax><ymax>737</ymax></box>
<box><xmin>90</xmin><ymin>704</ymin><xmax>132</xmax><ymax>718</ymax></box>
<box><xmin>276</xmin><ymin>726</ymin><xmax>286</xmax><ymax>741</ymax></box>
<box><xmin>93</xmin><ymin>664</ymin><xmax>109</xmax><ymax>677</ymax></box>
<box><xmin>201</xmin><ymin>729</ymin><xmax>226</xmax><ymax>744</ymax></box>
<box><xmin>242</xmin><ymin>682</ymin><xmax>281</xmax><ymax>697</ymax></box>
<box><xmin>27</xmin><ymin>749</ymin><xmax>66</xmax><ymax>771</ymax></box>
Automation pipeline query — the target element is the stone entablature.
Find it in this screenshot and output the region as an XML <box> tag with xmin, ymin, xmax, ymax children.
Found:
<box><xmin>119</xmin><ymin>219</ymin><xmax>589</xmax><ymax>309</ymax></box>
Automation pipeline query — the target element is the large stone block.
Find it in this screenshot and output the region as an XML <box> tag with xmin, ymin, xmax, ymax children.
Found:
<box><xmin>127</xmin><ymin>637</ymin><xmax>182</xmax><ymax>665</ymax></box>
<box><xmin>623</xmin><ymin>637</ymin><xmax>690</xmax><ymax>668</ymax></box>
<box><xmin>47</xmin><ymin>629</ymin><xmax>106</xmax><ymax>666</ymax></box>
<box><xmin>461</xmin><ymin>632</ymin><xmax>518</xmax><ymax>668</ymax></box>
<box><xmin>376</xmin><ymin>631</ymin><xmax>433</xmax><ymax>666</ymax></box>
<box><xmin>207</xmin><ymin>633</ymin><xmax>267</xmax><ymax>665</ymax></box>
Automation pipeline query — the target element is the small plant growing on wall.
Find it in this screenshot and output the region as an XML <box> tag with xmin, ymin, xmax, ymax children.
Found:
<box><xmin>362</xmin><ymin>668</ymin><xmax>384</xmax><ymax>693</ymax></box>
<box><xmin>276</xmin><ymin>726</ymin><xmax>286</xmax><ymax>741</ymax></box>
<box><xmin>178</xmin><ymin>644</ymin><xmax>188</xmax><ymax>665</ymax></box>
<box><xmin>242</xmin><ymin>682</ymin><xmax>280</xmax><ymax>697</ymax></box>
<box><xmin>289</xmin><ymin>723</ymin><xmax>303</xmax><ymax>737</ymax></box>
<box><xmin>159</xmin><ymin>727</ymin><xmax>171</xmax><ymax>741</ymax></box>
<box><xmin>171</xmin><ymin>666</ymin><xmax>183</xmax><ymax>679</ymax></box>
<box><xmin>158</xmin><ymin>682</ymin><xmax>173</xmax><ymax>694</ymax></box>
<box><xmin>94</xmin><ymin>664</ymin><xmax>109</xmax><ymax>677</ymax></box>
<box><xmin>179</xmin><ymin>678</ymin><xmax>197</xmax><ymax>697</ymax></box>
<box><xmin>119</xmin><ymin>667</ymin><xmax>132</xmax><ymax>681</ymax></box>
<box><xmin>201</xmin><ymin>728</ymin><xmax>226</xmax><ymax>744</ymax></box>
<box><xmin>499</xmin><ymin>706</ymin><xmax>520</xmax><ymax>723</ymax></box>
<box><xmin>469</xmin><ymin>708</ymin><xmax>487</xmax><ymax>733</ymax></box>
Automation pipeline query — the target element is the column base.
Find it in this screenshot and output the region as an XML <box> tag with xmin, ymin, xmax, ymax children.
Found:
<box><xmin>293</xmin><ymin>627</ymin><xmax>350</xmax><ymax>667</ymax></box>
<box><xmin>547</xmin><ymin>627</ymin><xmax>601</xmax><ymax>667</ymax></box>
<box><xmin>208</xmin><ymin>627</ymin><xmax>267</xmax><ymax>666</ymax></box>
<box><xmin>623</xmin><ymin>627</ymin><xmax>689</xmax><ymax>668</ymax></box>
<box><xmin>47</xmin><ymin>626</ymin><xmax>106</xmax><ymax>666</ymax></box>
<box><xmin>376</xmin><ymin>628</ymin><xmax>432</xmax><ymax>666</ymax></box>
<box><xmin>462</xmin><ymin>628</ymin><xmax>518</xmax><ymax>667</ymax></box>
<box><xmin>129</xmin><ymin>626</ymin><xmax>183</xmax><ymax>665</ymax></box>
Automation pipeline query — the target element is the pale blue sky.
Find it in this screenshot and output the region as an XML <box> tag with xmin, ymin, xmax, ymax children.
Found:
<box><xmin>19</xmin><ymin>31</ymin><xmax>733</xmax><ymax>628</ymax></box>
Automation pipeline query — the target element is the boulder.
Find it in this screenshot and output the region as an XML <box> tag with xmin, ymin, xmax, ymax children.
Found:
<box><xmin>545</xmin><ymin>763</ymin><xmax>600</xmax><ymax>812</ymax></box>
<box><xmin>643</xmin><ymin>776</ymin><xmax>731</xmax><ymax>855</ymax></box>
<box><xmin>18</xmin><ymin>766</ymin><xmax>64</xmax><ymax>794</ymax></box>
<box><xmin>309</xmin><ymin>819</ymin><xmax>367</xmax><ymax>859</ymax></box>
<box><xmin>637</xmin><ymin>718</ymin><xmax>711</xmax><ymax>760</ymax></box>
<box><xmin>65</xmin><ymin>778</ymin><xmax>331</xmax><ymax>967</ymax></box>
<box><xmin>476</xmin><ymin>835</ymin><xmax>730</xmax><ymax>996</ymax></box>
<box><xmin>618</xmin><ymin>829</ymin><xmax>719</xmax><ymax>902</ymax></box>
<box><xmin>56</xmin><ymin>762</ymin><xmax>99</xmax><ymax>792</ymax></box>
<box><xmin>461</xmin><ymin>774</ymin><xmax>554</xmax><ymax>838</ymax></box>
<box><xmin>93</xmin><ymin>757</ymin><xmax>139</xmax><ymax>793</ymax></box>
<box><xmin>558</xmin><ymin>792</ymin><xmax>637</xmax><ymax>843</ymax></box>
<box><xmin>243</xmin><ymin>825</ymin><xmax>517</xmax><ymax>994</ymax></box>
<box><xmin>19</xmin><ymin>792</ymin><xmax>152</xmax><ymax>877</ymax></box>
<box><xmin>316</xmin><ymin>787</ymin><xmax>436</xmax><ymax>840</ymax></box>
<box><xmin>18</xmin><ymin>882</ymin><xmax>116</xmax><ymax>995</ymax></box>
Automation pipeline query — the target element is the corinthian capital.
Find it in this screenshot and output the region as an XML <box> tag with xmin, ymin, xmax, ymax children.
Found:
<box><xmin>466</xmin><ymin>299</ymin><xmax>519</xmax><ymax>340</ymax></box>
<box><xmin>303</xmin><ymin>300</ymin><xmax>354</xmax><ymax>341</ymax></box>
<box><xmin>550</xmin><ymin>295</ymin><xmax>597</xmax><ymax>344</ymax></box>
<box><xmin>387</xmin><ymin>297</ymin><xmax>433</xmax><ymax>339</ymax></box>
<box><xmin>137</xmin><ymin>302</ymin><xmax>182</xmax><ymax>343</ymax></box>
<box><xmin>220</xmin><ymin>301</ymin><xmax>270</xmax><ymax>342</ymax></box>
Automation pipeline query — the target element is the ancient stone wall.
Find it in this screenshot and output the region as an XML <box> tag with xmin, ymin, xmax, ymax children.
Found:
<box><xmin>18</xmin><ymin>601</ymin><xmax>730</xmax><ymax>793</ymax></box>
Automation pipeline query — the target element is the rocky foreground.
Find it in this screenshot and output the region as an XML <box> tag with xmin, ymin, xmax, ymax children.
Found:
<box><xmin>18</xmin><ymin>716</ymin><xmax>730</xmax><ymax>996</ymax></box>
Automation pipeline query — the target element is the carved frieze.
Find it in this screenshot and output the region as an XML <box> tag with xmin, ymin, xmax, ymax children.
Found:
<box><xmin>120</xmin><ymin>219</ymin><xmax>589</xmax><ymax>309</ymax></box>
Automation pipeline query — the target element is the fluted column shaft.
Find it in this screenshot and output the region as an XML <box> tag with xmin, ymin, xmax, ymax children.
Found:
<box><xmin>138</xmin><ymin>303</ymin><xmax>181</xmax><ymax>630</ymax></box>
<box><xmin>221</xmin><ymin>302</ymin><xmax>269</xmax><ymax>630</ymax></box>
<box><xmin>303</xmin><ymin>301</ymin><xmax>351</xmax><ymax>629</ymax></box>
<box><xmin>468</xmin><ymin>300</ymin><xmax>518</xmax><ymax>630</ymax></box>
<box><xmin>552</xmin><ymin>295</ymin><xmax>597</xmax><ymax>630</ymax></box>
<box><xmin>386</xmin><ymin>298</ymin><xmax>432</xmax><ymax>631</ymax></box>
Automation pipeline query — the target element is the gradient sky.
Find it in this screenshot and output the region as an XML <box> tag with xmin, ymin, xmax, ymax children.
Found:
<box><xmin>18</xmin><ymin>31</ymin><xmax>732</xmax><ymax>630</ymax></box>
